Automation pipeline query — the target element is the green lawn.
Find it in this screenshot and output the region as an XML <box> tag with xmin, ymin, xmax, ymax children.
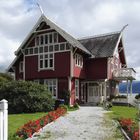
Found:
<box><xmin>109</xmin><ymin>106</ymin><xmax>138</xmax><ymax>120</ymax></box>
<box><xmin>9</xmin><ymin>112</ymin><xmax>47</xmax><ymax>138</ymax></box>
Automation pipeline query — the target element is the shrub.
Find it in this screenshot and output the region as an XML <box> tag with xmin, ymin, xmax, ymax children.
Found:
<box><xmin>135</xmin><ymin>94</ymin><xmax>140</xmax><ymax>99</ymax></box>
<box><xmin>0</xmin><ymin>72</ymin><xmax>13</xmax><ymax>82</ymax></box>
<box><xmin>114</xmin><ymin>95</ymin><xmax>127</xmax><ymax>99</ymax></box>
<box><xmin>73</xmin><ymin>102</ymin><xmax>79</xmax><ymax>109</ymax></box>
<box><xmin>0</xmin><ymin>80</ymin><xmax>55</xmax><ymax>114</ymax></box>
<box><xmin>61</xmin><ymin>89</ymin><xmax>70</xmax><ymax>105</ymax></box>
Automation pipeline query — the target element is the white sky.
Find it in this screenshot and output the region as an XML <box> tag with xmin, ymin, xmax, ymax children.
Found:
<box><xmin>0</xmin><ymin>0</ymin><xmax>140</xmax><ymax>80</ymax></box>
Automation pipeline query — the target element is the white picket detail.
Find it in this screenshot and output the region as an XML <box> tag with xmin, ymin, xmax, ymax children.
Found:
<box><xmin>0</xmin><ymin>99</ymin><xmax>8</xmax><ymax>140</ymax></box>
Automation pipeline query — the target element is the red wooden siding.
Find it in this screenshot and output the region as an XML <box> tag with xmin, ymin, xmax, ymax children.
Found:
<box><xmin>86</xmin><ymin>58</ymin><xmax>107</xmax><ymax>80</ymax></box>
<box><xmin>25</xmin><ymin>51</ymin><xmax>70</xmax><ymax>80</ymax></box>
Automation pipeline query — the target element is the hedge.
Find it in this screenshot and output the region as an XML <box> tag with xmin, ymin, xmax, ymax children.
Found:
<box><xmin>0</xmin><ymin>80</ymin><xmax>55</xmax><ymax>114</ymax></box>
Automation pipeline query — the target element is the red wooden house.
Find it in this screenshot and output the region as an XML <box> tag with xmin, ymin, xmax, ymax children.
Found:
<box><xmin>7</xmin><ymin>14</ymin><xmax>136</xmax><ymax>105</ymax></box>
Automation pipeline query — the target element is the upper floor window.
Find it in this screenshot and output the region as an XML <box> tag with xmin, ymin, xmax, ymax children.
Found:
<box><xmin>75</xmin><ymin>53</ymin><xmax>83</xmax><ymax>67</ymax></box>
<box><xmin>35</xmin><ymin>32</ymin><xmax>58</xmax><ymax>46</ymax></box>
<box><xmin>19</xmin><ymin>61</ymin><xmax>23</xmax><ymax>73</ymax></box>
<box><xmin>39</xmin><ymin>53</ymin><xmax>54</xmax><ymax>70</ymax></box>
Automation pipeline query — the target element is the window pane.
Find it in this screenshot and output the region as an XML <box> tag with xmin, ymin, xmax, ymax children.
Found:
<box><xmin>40</xmin><ymin>35</ymin><xmax>44</xmax><ymax>45</ymax></box>
<box><xmin>49</xmin><ymin>59</ymin><xmax>53</xmax><ymax>67</ymax></box>
<box><xmin>49</xmin><ymin>34</ymin><xmax>52</xmax><ymax>43</ymax></box>
<box><xmin>39</xmin><ymin>47</ymin><xmax>43</xmax><ymax>53</ymax></box>
<box><xmin>53</xmin><ymin>87</ymin><xmax>56</xmax><ymax>96</ymax></box>
<box><xmin>54</xmin><ymin>45</ymin><xmax>59</xmax><ymax>51</ymax></box>
<box><xmin>60</xmin><ymin>44</ymin><xmax>65</xmax><ymax>50</ymax></box>
<box><xmin>40</xmin><ymin>60</ymin><xmax>43</xmax><ymax>68</ymax></box>
<box><xmin>45</xmin><ymin>54</ymin><xmax>48</xmax><ymax>58</ymax></box>
<box><xmin>40</xmin><ymin>55</ymin><xmax>43</xmax><ymax>59</ymax></box>
<box><xmin>49</xmin><ymin>54</ymin><xmax>53</xmax><ymax>58</ymax></box>
<box><xmin>45</xmin><ymin>60</ymin><xmax>48</xmax><ymax>68</ymax></box>
<box><xmin>49</xmin><ymin>45</ymin><xmax>53</xmax><ymax>52</ymax></box>
<box><xmin>25</xmin><ymin>49</ymin><xmax>28</xmax><ymax>55</ymax></box>
<box><xmin>66</xmin><ymin>43</ymin><xmax>70</xmax><ymax>50</ymax></box>
<box><xmin>40</xmin><ymin>79</ymin><xmax>44</xmax><ymax>84</ymax></box>
<box><xmin>44</xmin><ymin>46</ymin><xmax>48</xmax><ymax>52</ymax></box>
<box><xmin>34</xmin><ymin>47</ymin><xmax>38</xmax><ymax>54</ymax></box>
<box><xmin>29</xmin><ymin>48</ymin><xmax>33</xmax><ymax>54</ymax></box>
<box><xmin>45</xmin><ymin>35</ymin><xmax>48</xmax><ymax>44</ymax></box>
<box><xmin>54</xmin><ymin>33</ymin><xmax>58</xmax><ymax>43</ymax></box>
<box><xmin>36</xmin><ymin>36</ymin><xmax>39</xmax><ymax>46</ymax></box>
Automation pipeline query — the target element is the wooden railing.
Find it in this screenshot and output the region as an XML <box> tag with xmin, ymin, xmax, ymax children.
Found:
<box><xmin>0</xmin><ymin>99</ymin><xmax>8</xmax><ymax>140</ymax></box>
<box><xmin>113</xmin><ymin>68</ymin><xmax>136</xmax><ymax>80</ymax></box>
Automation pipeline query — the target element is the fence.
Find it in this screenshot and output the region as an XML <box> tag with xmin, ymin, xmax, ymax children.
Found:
<box><xmin>0</xmin><ymin>99</ymin><xmax>8</xmax><ymax>140</ymax></box>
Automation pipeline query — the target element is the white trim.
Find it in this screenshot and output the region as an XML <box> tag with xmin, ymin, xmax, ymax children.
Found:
<box><xmin>33</xmin><ymin>28</ymin><xmax>53</xmax><ymax>33</ymax></box>
<box><xmin>68</xmin><ymin>77</ymin><xmax>72</xmax><ymax>105</ymax></box>
<box><xmin>75</xmin><ymin>53</ymin><xmax>83</xmax><ymax>68</ymax></box>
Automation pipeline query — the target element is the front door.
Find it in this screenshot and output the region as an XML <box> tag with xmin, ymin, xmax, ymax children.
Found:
<box><xmin>88</xmin><ymin>85</ymin><xmax>100</xmax><ymax>103</ymax></box>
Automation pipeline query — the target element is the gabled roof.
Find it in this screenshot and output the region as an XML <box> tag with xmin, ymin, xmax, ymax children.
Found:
<box><xmin>16</xmin><ymin>14</ymin><xmax>91</xmax><ymax>55</ymax></box>
<box><xmin>78</xmin><ymin>32</ymin><xmax>121</xmax><ymax>58</ymax></box>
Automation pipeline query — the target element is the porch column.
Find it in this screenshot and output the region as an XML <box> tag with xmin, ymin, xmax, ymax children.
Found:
<box><xmin>104</xmin><ymin>82</ymin><xmax>107</xmax><ymax>100</ymax></box>
<box><xmin>68</xmin><ymin>77</ymin><xmax>72</xmax><ymax>106</ymax></box>
<box><xmin>130</xmin><ymin>80</ymin><xmax>133</xmax><ymax>96</ymax></box>
<box><xmin>126</xmin><ymin>79</ymin><xmax>129</xmax><ymax>104</ymax></box>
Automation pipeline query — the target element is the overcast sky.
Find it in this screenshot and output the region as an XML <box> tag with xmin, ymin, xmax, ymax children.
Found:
<box><xmin>0</xmin><ymin>0</ymin><xmax>140</xmax><ymax>80</ymax></box>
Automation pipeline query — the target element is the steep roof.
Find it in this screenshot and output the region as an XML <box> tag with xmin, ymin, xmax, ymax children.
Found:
<box><xmin>78</xmin><ymin>32</ymin><xmax>121</xmax><ymax>58</ymax></box>
<box><xmin>15</xmin><ymin>14</ymin><xmax>91</xmax><ymax>55</ymax></box>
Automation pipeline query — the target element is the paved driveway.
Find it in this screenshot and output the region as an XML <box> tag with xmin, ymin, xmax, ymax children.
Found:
<box><xmin>30</xmin><ymin>107</ymin><xmax>121</xmax><ymax>140</ymax></box>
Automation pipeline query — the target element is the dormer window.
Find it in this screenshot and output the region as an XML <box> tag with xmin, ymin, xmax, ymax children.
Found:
<box><xmin>75</xmin><ymin>53</ymin><xmax>83</xmax><ymax>67</ymax></box>
<box><xmin>19</xmin><ymin>61</ymin><xmax>23</xmax><ymax>73</ymax></box>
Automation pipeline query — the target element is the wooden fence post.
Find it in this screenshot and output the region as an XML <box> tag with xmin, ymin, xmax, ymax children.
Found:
<box><xmin>0</xmin><ymin>99</ymin><xmax>8</xmax><ymax>140</ymax></box>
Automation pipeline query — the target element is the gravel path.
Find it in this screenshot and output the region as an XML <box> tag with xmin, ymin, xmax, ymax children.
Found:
<box><xmin>28</xmin><ymin>107</ymin><xmax>121</xmax><ymax>140</ymax></box>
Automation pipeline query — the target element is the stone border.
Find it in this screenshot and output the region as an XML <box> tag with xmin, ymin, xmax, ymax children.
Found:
<box><xmin>120</xmin><ymin>127</ymin><xmax>131</xmax><ymax>140</ymax></box>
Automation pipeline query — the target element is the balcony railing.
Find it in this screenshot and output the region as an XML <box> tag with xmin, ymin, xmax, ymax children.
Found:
<box><xmin>113</xmin><ymin>68</ymin><xmax>136</xmax><ymax>80</ymax></box>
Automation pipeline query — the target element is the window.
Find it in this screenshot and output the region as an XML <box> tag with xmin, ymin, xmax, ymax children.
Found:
<box><xmin>75</xmin><ymin>79</ymin><xmax>79</xmax><ymax>97</ymax></box>
<box><xmin>75</xmin><ymin>54</ymin><xmax>83</xmax><ymax>67</ymax></box>
<box><xmin>44</xmin><ymin>79</ymin><xmax>57</xmax><ymax>97</ymax></box>
<box><xmin>19</xmin><ymin>61</ymin><xmax>23</xmax><ymax>73</ymax></box>
<box><xmin>54</xmin><ymin>32</ymin><xmax>58</xmax><ymax>43</ymax></box>
<box><xmin>39</xmin><ymin>53</ymin><xmax>54</xmax><ymax>70</ymax></box>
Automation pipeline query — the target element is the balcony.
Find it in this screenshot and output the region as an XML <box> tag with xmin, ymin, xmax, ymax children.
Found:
<box><xmin>113</xmin><ymin>68</ymin><xmax>136</xmax><ymax>80</ymax></box>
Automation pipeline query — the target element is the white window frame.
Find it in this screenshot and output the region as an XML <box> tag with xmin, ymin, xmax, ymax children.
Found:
<box><xmin>75</xmin><ymin>79</ymin><xmax>79</xmax><ymax>98</ymax></box>
<box><xmin>38</xmin><ymin>52</ymin><xmax>54</xmax><ymax>70</ymax></box>
<box><xmin>75</xmin><ymin>53</ymin><xmax>83</xmax><ymax>67</ymax></box>
<box><xmin>19</xmin><ymin>61</ymin><xmax>23</xmax><ymax>73</ymax></box>
<box><xmin>44</xmin><ymin>79</ymin><xmax>58</xmax><ymax>98</ymax></box>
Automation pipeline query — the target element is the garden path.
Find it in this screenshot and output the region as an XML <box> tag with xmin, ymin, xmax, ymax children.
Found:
<box><xmin>28</xmin><ymin>107</ymin><xmax>122</xmax><ymax>140</ymax></box>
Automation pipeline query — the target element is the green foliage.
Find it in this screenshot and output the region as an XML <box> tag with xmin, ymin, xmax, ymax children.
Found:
<box><xmin>73</xmin><ymin>102</ymin><xmax>79</xmax><ymax>109</ymax></box>
<box><xmin>109</xmin><ymin>106</ymin><xmax>138</xmax><ymax>121</ymax></box>
<box><xmin>0</xmin><ymin>80</ymin><xmax>55</xmax><ymax>114</ymax></box>
<box><xmin>61</xmin><ymin>89</ymin><xmax>70</xmax><ymax>105</ymax></box>
<box><xmin>0</xmin><ymin>72</ymin><xmax>13</xmax><ymax>82</ymax></box>
<box><xmin>135</xmin><ymin>94</ymin><xmax>140</xmax><ymax>99</ymax></box>
<box><xmin>59</xmin><ymin>104</ymin><xmax>68</xmax><ymax>112</ymax></box>
<box><xmin>9</xmin><ymin>112</ymin><xmax>47</xmax><ymax>140</ymax></box>
<box><xmin>114</xmin><ymin>95</ymin><xmax>127</xmax><ymax>99</ymax></box>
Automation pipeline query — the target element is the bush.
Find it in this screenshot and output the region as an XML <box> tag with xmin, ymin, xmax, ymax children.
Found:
<box><xmin>0</xmin><ymin>72</ymin><xmax>13</xmax><ymax>82</ymax></box>
<box><xmin>73</xmin><ymin>102</ymin><xmax>79</xmax><ymax>109</ymax></box>
<box><xmin>0</xmin><ymin>80</ymin><xmax>55</xmax><ymax>114</ymax></box>
<box><xmin>135</xmin><ymin>94</ymin><xmax>140</xmax><ymax>99</ymax></box>
<box><xmin>61</xmin><ymin>89</ymin><xmax>70</xmax><ymax>105</ymax></box>
<box><xmin>114</xmin><ymin>95</ymin><xmax>127</xmax><ymax>99</ymax></box>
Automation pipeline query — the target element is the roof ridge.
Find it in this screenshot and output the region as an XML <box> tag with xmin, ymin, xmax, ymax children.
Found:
<box><xmin>78</xmin><ymin>31</ymin><xmax>121</xmax><ymax>41</ymax></box>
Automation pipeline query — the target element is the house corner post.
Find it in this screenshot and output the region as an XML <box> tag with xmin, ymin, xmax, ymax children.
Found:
<box><xmin>0</xmin><ymin>99</ymin><xmax>8</xmax><ymax>140</ymax></box>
